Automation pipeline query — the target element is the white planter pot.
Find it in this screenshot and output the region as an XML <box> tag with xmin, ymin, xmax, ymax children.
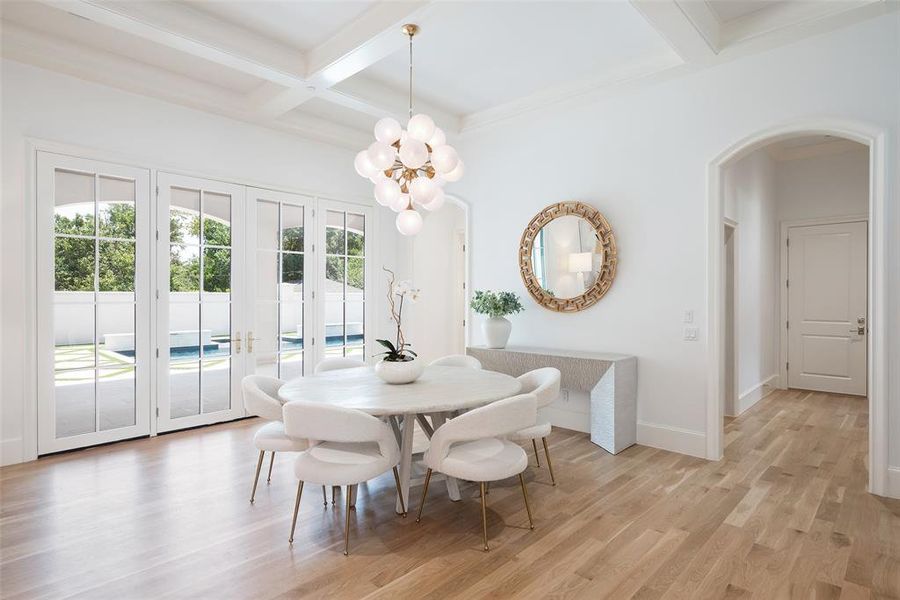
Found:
<box><xmin>375</xmin><ymin>357</ymin><xmax>424</xmax><ymax>384</ymax></box>
<box><xmin>483</xmin><ymin>316</ymin><xmax>512</xmax><ymax>349</ymax></box>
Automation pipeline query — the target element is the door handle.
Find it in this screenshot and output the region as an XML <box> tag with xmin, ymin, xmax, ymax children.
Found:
<box><xmin>247</xmin><ymin>331</ymin><xmax>260</xmax><ymax>354</ymax></box>
<box><xmin>850</xmin><ymin>327</ymin><xmax>865</xmax><ymax>335</ymax></box>
<box><xmin>230</xmin><ymin>331</ymin><xmax>242</xmax><ymax>354</ymax></box>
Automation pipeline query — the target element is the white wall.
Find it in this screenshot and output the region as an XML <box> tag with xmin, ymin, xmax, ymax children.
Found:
<box><xmin>451</xmin><ymin>14</ymin><xmax>899</xmax><ymax>468</ymax></box>
<box><xmin>408</xmin><ymin>201</ymin><xmax>466</xmax><ymax>364</ymax></box>
<box><xmin>723</xmin><ymin>149</ymin><xmax>778</xmax><ymax>415</ymax></box>
<box><xmin>1</xmin><ymin>59</ymin><xmax>406</xmax><ymax>464</ymax></box>
<box><xmin>775</xmin><ymin>146</ymin><xmax>869</xmax><ymax>221</ymax></box>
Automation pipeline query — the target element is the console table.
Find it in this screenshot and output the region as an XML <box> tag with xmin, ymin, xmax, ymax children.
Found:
<box><xmin>467</xmin><ymin>346</ymin><xmax>637</xmax><ymax>454</ymax></box>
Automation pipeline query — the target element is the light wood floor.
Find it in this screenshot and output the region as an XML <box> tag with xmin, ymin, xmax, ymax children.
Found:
<box><xmin>2</xmin><ymin>389</ymin><xmax>899</xmax><ymax>599</ymax></box>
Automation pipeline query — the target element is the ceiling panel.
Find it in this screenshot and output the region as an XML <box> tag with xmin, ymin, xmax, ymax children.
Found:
<box><xmin>1</xmin><ymin>2</ymin><xmax>264</xmax><ymax>94</ymax></box>
<box><xmin>288</xmin><ymin>97</ymin><xmax>378</xmax><ymax>133</ymax></box>
<box><xmin>705</xmin><ymin>0</ymin><xmax>782</xmax><ymax>23</ymax></box>
<box><xmin>346</xmin><ymin>0</ymin><xmax>678</xmax><ymax>116</ymax></box>
<box><xmin>181</xmin><ymin>0</ymin><xmax>381</xmax><ymax>52</ymax></box>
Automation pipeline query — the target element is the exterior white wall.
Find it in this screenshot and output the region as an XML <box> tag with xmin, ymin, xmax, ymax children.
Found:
<box><xmin>1</xmin><ymin>59</ymin><xmax>406</xmax><ymax>464</ymax></box>
<box><xmin>723</xmin><ymin>149</ymin><xmax>778</xmax><ymax>414</ymax></box>
<box><xmin>451</xmin><ymin>14</ymin><xmax>900</xmax><ymax>466</ymax></box>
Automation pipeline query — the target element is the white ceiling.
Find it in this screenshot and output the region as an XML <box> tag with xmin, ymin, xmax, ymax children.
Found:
<box><xmin>1</xmin><ymin>0</ymin><xmax>893</xmax><ymax>148</ymax></box>
<box><xmin>354</xmin><ymin>1</ymin><xmax>677</xmax><ymax>115</ymax></box>
<box><xmin>182</xmin><ymin>0</ymin><xmax>380</xmax><ymax>52</ymax></box>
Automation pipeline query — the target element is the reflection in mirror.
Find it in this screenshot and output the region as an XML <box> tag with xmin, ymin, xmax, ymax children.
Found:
<box><xmin>530</xmin><ymin>215</ymin><xmax>604</xmax><ymax>299</ymax></box>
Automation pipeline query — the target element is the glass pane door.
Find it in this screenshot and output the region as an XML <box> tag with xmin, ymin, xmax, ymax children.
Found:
<box><xmin>245</xmin><ymin>188</ymin><xmax>313</xmax><ymax>381</ymax></box>
<box><xmin>36</xmin><ymin>153</ymin><xmax>151</xmax><ymax>454</ymax></box>
<box><xmin>317</xmin><ymin>202</ymin><xmax>372</xmax><ymax>363</ymax></box>
<box><xmin>156</xmin><ymin>173</ymin><xmax>245</xmax><ymax>432</ymax></box>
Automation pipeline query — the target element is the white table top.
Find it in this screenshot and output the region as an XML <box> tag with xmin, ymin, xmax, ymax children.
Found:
<box><xmin>277</xmin><ymin>365</ymin><xmax>522</xmax><ymax>416</ymax></box>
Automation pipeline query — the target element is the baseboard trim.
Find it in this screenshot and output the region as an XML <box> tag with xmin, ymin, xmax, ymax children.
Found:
<box><xmin>887</xmin><ymin>467</ymin><xmax>900</xmax><ymax>499</ymax></box>
<box><xmin>637</xmin><ymin>421</ymin><xmax>706</xmax><ymax>458</ymax></box>
<box><xmin>1</xmin><ymin>437</ymin><xmax>24</xmax><ymax>466</ymax></box>
<box><xmin>733</xmin><ymin>374</ymin><xmax>778</xmax><ymax>416</ymax></box>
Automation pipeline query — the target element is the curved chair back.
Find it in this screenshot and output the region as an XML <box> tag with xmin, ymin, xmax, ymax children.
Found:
<box><xmin>314</xmin><ymin>357</ymin><xmax>366</xmax><ymax>374</ymax></box>
<box><xmin>242</xmin><ymin>375</ymin><xmax>285</xmax><ymax>421</ymax></box>
<box><xmin>283</xmin><ymin>401</ymin><xmax>399</xmax><ymax>464</ymax></box>
<box><xmin>428</xmin><ymin>394</ymin><xmax>536</xmax><ymax>465</ymax></box>
<box><xmin>429</xmin><ymin>354</ymin><xmax>482</xmax><ymax>369</ymax></box>
<box><xmin>517</xmin><ymin>368</ymin><xmax>561</xmax><ymax>409</ymax></box>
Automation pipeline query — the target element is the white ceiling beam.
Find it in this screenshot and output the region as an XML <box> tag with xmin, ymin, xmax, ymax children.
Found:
<box><xmin>39</xmin><ymin>0</ymin><xmax>309</xmax><ymax>88</ymax></box>
<box><xmin>1</xmin><ymin>22</ymin><xmax>369</xmax><ymax>150</ymax></box>
<box><xmin>629</xmin><ymin>0</ymin><xmax>718</xmax><ymax>63</ymax></box>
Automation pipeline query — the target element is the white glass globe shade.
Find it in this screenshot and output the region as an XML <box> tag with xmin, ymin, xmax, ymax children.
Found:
<box><xmin>389</xmin><ymin>193</ymin><xmax>410</xmax><ymax>213</ymax></box>
<box><xmin>422</xmin><ymin>187</ymin><xmax>445</xmax><ymax>212</ymax></box>
<box><xmin>442</xmin><ymin>158</ymin><xmax>465</xmax><ymax>182</ymax></box>
<box><xmin>374</xmin><ymin>117</ymin><xmax>402</xmax><ymax>144</ymax></box>
<box><xmin>408</xmin><ymin>176</ymin><xmax>437</xmax><ymax>205</ymax></box>
<box><xmin>354</xmin><ymin>150</ymin><xmax>377</xmax><ymax>178</ymax></box>
<box><xmin>369</xmin><ymin>170</ymin><xmax>387</xmax><ymax>184</ymax></box>
<box><xmin>399</xmin><ymin>139</ymin><xmax>428</xmax><ymax>169</ymax></box>
<box><xmin>427</xmin><ymin>127</ymin><xmax>446</xmax><ymax>149</ymax></box>
<box><xmin>431</xmin><ymin>175</ymin><xmax>446</xmax><ymax>187</ymax></box>
<box><xmin>374</xmin><ymin>177</ymin><xmax>401</xmax><ymax>207</ymax></box>
<box><xmin>430</xmin><ymin>144</ymin><xmax>459</xmax><ymax>174</ymax></box>
<box><xmin>367</xmin><ymin>142</ymin><xmax>396</xmax><ymax>171</ymax></box>
<box><xmin>407</xmin><ymin>114</ymin><xmax>435</xmax><ymax>142</ymax></box>
<box><xmin>396</xmin><ymin>209</ymin><xmax>423</xmax><ymax>236</ymax></box>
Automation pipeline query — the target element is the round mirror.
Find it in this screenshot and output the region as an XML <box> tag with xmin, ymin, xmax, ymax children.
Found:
<box><xmin>519</xmin><ymin>202</ymin><xmax>617</xmax><ymax>312</ymax></box>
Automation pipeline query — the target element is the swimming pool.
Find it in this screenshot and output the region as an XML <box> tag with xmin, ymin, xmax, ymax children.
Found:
<box><xmin>118</xmin><ymin>334</ymin><xmax>363</xmax><ymax>360</ymax></box>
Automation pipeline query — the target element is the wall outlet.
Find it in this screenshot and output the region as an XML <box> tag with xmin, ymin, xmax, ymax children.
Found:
<box><xmin>683</xmin><ymin>310</ymin><xmax>694</xmax><ymax>323</ymax></box>
<box><xmin>683</xmin><ymin>327</ymin><xmax>699</xmax><ymax>341</ymax></box>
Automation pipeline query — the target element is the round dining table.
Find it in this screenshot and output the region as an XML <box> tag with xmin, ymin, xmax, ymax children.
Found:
<box><xmin>278</xmin><ymin>365</ymin><xmax>522</xmax><ymax>513</ymax></box>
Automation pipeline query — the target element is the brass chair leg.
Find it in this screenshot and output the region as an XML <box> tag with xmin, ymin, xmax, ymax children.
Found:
<box><xmin>518</xmin><ymin>474</ymin><xmax>534</xmax><ymax>530</ymax></box>
<box><xmin>542</xmin><ymin>437</ymin><xmax>557</xmax><ymax>486</ymax></box>
<box><xmin>350</xmin><ymin>484</ymin><xmax>357</xmax><ymax>510</ymax></box>
<box><xmin>288</xmin><ymin>480</ymin><xmax>304</xmax><ymax>543</ymax></box>
<box><xmin>416</xmin><ymin>468</ymin><xmax>432</xmax><ymax>523</ymax></box>
<box><xmin>332</xmin><ymin>485</ymin><xmax>338</xmax><ymax>505</ymax></box>
<box><xmin>480</xmin><ymin>482</ymin><xmax>489</xmax><ymax>551</ymax></box>
<box><xmin>250</xmin><ymin>450</ymin><xmax>265</xmax><ymax>503</ymax></box>
<box><xmin>392</xmin><ymin>467</ymin><xmax>407</xmax><ymax>517</ymax></box>
<box><xmin>266</xmin><ymin>451</ymin><xmax>276</xmax><ymax>483</ymax></box>
<box><xmin>531</xmin><ymin>439</ymin><xmax>541</xmax><ymax>467</ymax></box>
<box><xmin>343</xmin><ymin>485</ymin><xmax>353</xmax><ymax>556</ymax></box>
<box><xmin>322</xmin><ymin>485</ymin><xmax>328</xmax><ymax>506</ymax></box>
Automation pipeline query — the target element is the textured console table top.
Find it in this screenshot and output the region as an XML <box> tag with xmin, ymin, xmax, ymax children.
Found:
<box><xmin>468</xmin><ymin>345</ymin><xmax>634</xmax><ymax>362</ymax></box>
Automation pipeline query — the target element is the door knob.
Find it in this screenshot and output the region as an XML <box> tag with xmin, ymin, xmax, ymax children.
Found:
<box><xmin>247</xmin><ymin>331</ymin><xmax>261</xmax><ymax>354</ymax></box>
<box><xmin>230</xmin><ymin>331</ymin><xmax>242</xmax><ymax>354</ymax></box>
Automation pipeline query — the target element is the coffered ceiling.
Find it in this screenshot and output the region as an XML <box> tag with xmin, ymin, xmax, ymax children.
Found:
<box><xmin>1</xmin><ymin>0</ymin><xmax>895</xmax><ymax>148</ymax></box>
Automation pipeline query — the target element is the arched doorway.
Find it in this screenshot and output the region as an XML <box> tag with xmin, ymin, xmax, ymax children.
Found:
<box><xmin>705</xmin><ymin>119</ymin><xmax>890</xmax><ymax>496</ymax></box>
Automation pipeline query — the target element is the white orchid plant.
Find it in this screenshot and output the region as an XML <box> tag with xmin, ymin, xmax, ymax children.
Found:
<box><xmin>377</xmin><ymin>267</ymin><xmax>420</xmax><ymax>362</ymax></box>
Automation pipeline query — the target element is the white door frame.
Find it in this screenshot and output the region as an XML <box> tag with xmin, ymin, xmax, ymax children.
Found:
<box><xmin>706</xmin><ymin>118</ymin><xmax>891</xmax><ymax>497</ymax></box>
<box><xmin>722</xmin><ymin>218</ymin><xmax>739</xmax><ymax>418</ymax></box>
<box><xmin>778</xmin><ymin>214</ymin><xmax>868</xmax><ymax>391</ymax></box>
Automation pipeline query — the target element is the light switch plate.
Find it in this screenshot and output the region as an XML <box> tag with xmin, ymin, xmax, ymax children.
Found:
<box><xmin>683</xmin><ymin>327</ymin><xmax>699</xmax><ymax>341</ymax></box>
<box><xmin>683</xmin><ymin>310</ymin><xmax>694</xmax><ymax>323</ymax></box>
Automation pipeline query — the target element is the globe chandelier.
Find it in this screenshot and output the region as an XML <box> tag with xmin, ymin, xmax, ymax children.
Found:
<box><xmin>353</xmin><ymin>23</ymin><xmax>464</xmax><ymax>236</ymax></box>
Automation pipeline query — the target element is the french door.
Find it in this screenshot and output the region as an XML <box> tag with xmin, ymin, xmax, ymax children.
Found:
<box><xmin>156</xmin><ymin>173</ymin><xmax>246</xmax><ymax>432</ymax></box>
<box><xmin>36</xmin><ymin>153</ymin><xmax>375</xmax><ymax>453</ymax></box>
<box><xmin>37</xmin><ymin>153</ymin><xmax>152</xmax><ymax>454</ymax></box>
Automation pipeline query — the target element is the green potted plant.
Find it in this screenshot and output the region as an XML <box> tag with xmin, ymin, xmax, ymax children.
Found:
<box><xmin>470</xmin><ymin>290</ymin><xmax>524</xmax><ymax>349</ymax></box>
<box><xmin>375</xmin><ymin>268</ymin><xmax>423</xmax><ymax>384</ymax></box>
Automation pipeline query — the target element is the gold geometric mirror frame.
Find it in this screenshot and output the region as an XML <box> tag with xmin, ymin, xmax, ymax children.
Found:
<box><xmin>518</xmin><ymin>201</ymin><xmax>618</xmax><ymax>312</ymax></box>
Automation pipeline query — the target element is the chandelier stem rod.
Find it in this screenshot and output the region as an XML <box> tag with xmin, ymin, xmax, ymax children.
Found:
<box><xmin>408</xmin><ymin>31</ymin><xmax>413</xmax><ymax>119</ymax></box>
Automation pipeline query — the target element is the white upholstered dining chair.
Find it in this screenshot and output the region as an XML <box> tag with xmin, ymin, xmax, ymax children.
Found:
<box><xmin>416</xmin><ymin>393</ymin><xmax>537</xmax><ymax>551</ymax></box>
<box><xmin>315</xmin><ymin>357</ymin><xmax>366</xmax><ymax>373</ymax></box>
<box><xmin>283</xmin><ymin>401</ymin><xmax>405</xmax><ymax>555</ymax></box>
<box><xmin>507</xmin><ymin>367</ymin><xmax>561</xmax><ymax>485</ymax></box>
<box><xmin>242</xmin><ymin>375</ymin><xmax>320</xmax><ymax>504</ymax></box>
<box><xmin>429</xmin><ymin>354</ymin><xmax>482</xmax><ymax>369</ymax></box>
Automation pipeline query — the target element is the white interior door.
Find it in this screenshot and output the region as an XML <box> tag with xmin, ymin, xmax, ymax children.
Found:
<box><xmin>156</xmin><ymin>173</ymin><xmax>246</xmax><ymax>431</ymax></box>
<box><xmin>316</xmin><ymin>201</ymin><xmax>373</xmax><ymax>364</ymax></box>
<box><xmin>245</xmin><ymin>188</ymin><xmax>314</xmax><ymax>380</ymax></box>
<box><xmin>787</xmin><ymin>221</ymin><xmax>867</xmax><ymax>395</ymax></box>
<box><xmin>36</xmin><ymin>152</ymin><xmax>152</xmax><ymax>454</ymax></box>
